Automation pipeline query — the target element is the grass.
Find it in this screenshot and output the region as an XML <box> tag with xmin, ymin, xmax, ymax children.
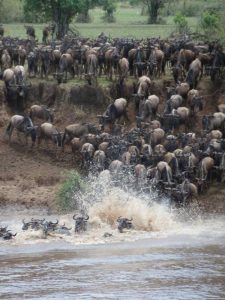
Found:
<box><xmin>2</xmin><ymin>6</ymin><xmax>200</xmax><ymax>40</ymax></box>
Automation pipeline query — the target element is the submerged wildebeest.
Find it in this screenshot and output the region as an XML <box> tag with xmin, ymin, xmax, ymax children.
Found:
<box><xmin>73</xmin><ymin>214</ymin><xmax>89</xmax><ymax>233</ymax></box>
<box><xmin>117</xmin><ymin>216</ymin><xmax>133</xmax><ymax>233</ymax></box>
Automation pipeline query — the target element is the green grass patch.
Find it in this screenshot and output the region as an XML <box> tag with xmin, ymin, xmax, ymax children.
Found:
<box><xmin>2</xmin><ymin>5</ymin><xmax>200</xmax><ymax>40</ymax></box>
<box><xmin>56</xmin><ymin>170</ymin><xmax>86</xmax><ymax>212</ymax></box>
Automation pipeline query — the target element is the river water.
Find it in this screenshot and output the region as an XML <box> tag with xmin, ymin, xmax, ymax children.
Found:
<box><xmin>0</xmin><ymin>175</ymin><xmax>225</xmax><ymax>300</ymax></box>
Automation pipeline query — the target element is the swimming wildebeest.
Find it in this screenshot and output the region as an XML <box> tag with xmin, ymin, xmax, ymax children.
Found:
<box><xmin>73</xmin><ymin>214</ymin><xmax>89</xmax><ymax>233</ymax></box>
<box><xmin>117</xmin><ymin>216</ymin><xmax>133</xmax><ymax>233</ymax></box>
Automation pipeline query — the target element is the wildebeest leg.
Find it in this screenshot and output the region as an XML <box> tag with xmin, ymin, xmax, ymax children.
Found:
<box><xmin>16</xmin><ymin>130</ymin><xmax>23</xmax><ymax>144</ymax></box>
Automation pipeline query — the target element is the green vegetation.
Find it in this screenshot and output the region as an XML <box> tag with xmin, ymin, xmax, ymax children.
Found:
<box><xmin>173</xmin><ymin>12</ymin><xmax>189</xmax><ymax>34</ymax></box>
<box><xmin>0</xmin><ymin>0</ymin><xmax>224</xmax><ymax>40</ymax></box>
<box><xmin>100</xmin><ymin>0</ymin><xmax>117</xmax><ymax>22</ymax></box>
<box><xmin>2</xmin><ymin>9</ymin><xmax>198</xmax><ymax>40</ymax></box>
<box><xmin>56</xmin><ymin>170</ymin><xmax>86</xmax><ymax>212</ymax></box>
<box><xmin>200</xmin><ymin>11</ymin><xmax>219</xmax><ymax>36</ymax></box>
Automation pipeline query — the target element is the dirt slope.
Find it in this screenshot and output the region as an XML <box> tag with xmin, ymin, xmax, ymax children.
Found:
<box><xmin>0</xmin><ymin>78</ymin><xmax>225</xmax><ymax>212</ymax></box>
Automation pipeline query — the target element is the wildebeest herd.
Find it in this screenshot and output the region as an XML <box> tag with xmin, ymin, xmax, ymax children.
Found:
<box><xmin>0</xmin><ymin>213</ymin><xmax>133</xmax><ymax>240</ymax></box>
<box><xmin>1</xmin><ymin>28</ymin><xmax>225</xmax><ymax>228</ymax></box>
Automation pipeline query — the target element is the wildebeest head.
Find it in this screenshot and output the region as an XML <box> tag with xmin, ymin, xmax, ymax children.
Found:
<box><xmin>73</xmin><ymin>214</ymin><xmax>89</xmax><ymax>233</ymax></box>
<box><xmin>2</xmin><ymin>231</ymin><xmax>17</xmax><ymax>240</ymax></box>
<box><xmin>202</xmin><ymin>115</ymin><xmax>212</xmax><ymax>131</ymax></box>
<box><xmin>0</xmin><ymin>226</ymin><xmax>8</xmax><ymax>236</ymax></box>
<box><xmin>42</xmin><ymin>220</ymin><xmax>59</xmax><ymax>235</ymax></box>
<box><xmin>191</xmin><ymin>96</ymin><xmax>203</xmax><ymax>113</ymax></box>
<box><xmin>99</xmin><ymin>104</ymin><xmax>118</xmax><ymax>130</ymax></box>
<box><xmin>52</xmin><ymin>131</ymin><xmax>63</xmax><ymax>147</ymax></box>
<box><xmin>117</xmin><ymin>216</ymin><xmax>133</xmax><ymax>233</ymax></box>
<box><xmin>87</xmin><ymin>123</ymin><xmax>100</xmax><ymax>135</ymax></box>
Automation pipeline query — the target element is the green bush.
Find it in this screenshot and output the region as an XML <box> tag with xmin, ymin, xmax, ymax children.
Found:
<box><xmin>173</xmin><ymin>12</ymin><xmax>190</xmax><ymax>34</ymax></box>
<box><xmin>56</xmin><ymin>170</ymin><xmax>86</xmax><ymax>212</ymax></box>
<box><xmin>200</xmin><ymin>11</ymin><xmax>219</xmax><ymax>35</ymax></box>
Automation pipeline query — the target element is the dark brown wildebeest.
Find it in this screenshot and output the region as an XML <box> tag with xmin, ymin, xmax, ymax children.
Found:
<box><xmin>186</xmin><ymin>58</ymin><xmax>202</xmax><ymax>89</ymax></box>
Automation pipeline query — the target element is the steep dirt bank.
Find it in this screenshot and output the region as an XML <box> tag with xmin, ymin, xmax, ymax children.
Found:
<box><xmin>0</xmin><ymin>78</ymin><xmax>225</xmax><ymax>212</ymax></box>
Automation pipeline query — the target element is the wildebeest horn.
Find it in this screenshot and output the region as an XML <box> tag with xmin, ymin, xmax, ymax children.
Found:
<box><xmin>73</xmin><ymin>214</ymin><xmax>78</xmax><ymax>220</ymax></box>
<box><xmin>117</xmin><ymin>216</ymin><xmax>122</xmax><ymax>222</ymax></box>
<box><xmin>85</xmin><ymin>215</ymin><xmax>89</xmax><ymax>221</ymax></box>
<box><xmin>127</xmin><ymin>218</ymin><xmax>133</xmax><ymax>221</ymax></box>
<box><xmin>52</xmin><ymin>219</ymin><xmax>59</xmax><ymax>225</ymax></box>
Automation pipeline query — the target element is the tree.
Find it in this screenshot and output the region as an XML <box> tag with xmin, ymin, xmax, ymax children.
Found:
<box><xmin>77</xmin><ymin>0</ymin><xmax>99</xmax><ymax>22</ymax></box>
<box><xmin>23</xmin><ymin>0</ymin><xmax>81</xmax><ymax>39</ymax></box>
<box><xmin>141</xmin><ymin>0</ymin><xmax>169</xmax><ymax>24</ymax></box>
<box><xmin>99</xmin><ymin>0</ymin><xmax>117</xmax><ymax>22</ymax></box>
<box><xmin>200</xmin><ymin>11</ymin><xmax>219</xmax><ymax>36</ymax></box>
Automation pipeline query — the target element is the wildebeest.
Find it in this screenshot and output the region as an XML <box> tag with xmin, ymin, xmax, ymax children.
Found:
<box><xmin>118</xmin><ymin>57</ymin><xmax>129</xmax><ymax>81</ymax></box>
<box><xmin>5</xmin><ymin>115</ymin><xmax>37</xmax><ymax>146</ymax></box>
<box><xmin>22</xmin><ymin>218</ymin><xmax>45</xmax><ymax>231</ymax></box>
<box><xmin>186</xmin><ymin>58</ymin><xmax>202</xmax><ymax>89</ymax></box>
<box><xmin>13</xmin><ymin>65</ymin><xmax>26</xmax><ymax>85</ymax></box>
<box><xmin>62</xmin><ymin>123</ymin><xmax>99</xmax><ymax>147</ymax></box>
<box><xmin>27</xmin><ymin>51</ymin><xmax>38</xmax><ymax>77</ymax></box>
<box><xmin>137</xmin><ymin>94</ymin><xmax>159</xmax><ymax>125</ymax></box>
<box><xmin>148</xmin><ymin>128</ymin><xmax>165</xmax><ymax>147</ymax></box>
<box><xmin>108</xmin><ymin>160</ymin><xmax>124</xmax><ymax>180</ymax></box>
<box><xmin>1</xmin><ymin>231</ymin><xmax>17</xmax><ymax>240</ymax></box>
<box><xmin>73</xmin><ymin>214</ymin><xmax>89</xmax><ymax>233</ymax></box>
<box><xmin>3</xmin><ymin>68</ymin><xmax>15</xmax><ymax>86</ymax></box>
<box><xmin>30</xmin><ymin>105</ymin><xmax>54</xmax><ymax>123</ymax></box>
<box><xmin>117</xmin><ymin>216</ymin><xmax>133</xmax><ymax>233</ymax></box>
<box><xmin>99</xmin><ymin>98</ymin><xmax>128</xmax><ymax>131</ymax></box>
<box><xmin>80</xmin><ymin>142</ymin><xmax>95</xmax><ymax>168</ymax></box>
<box><xmin>105</xmin><ymin>47</ymin><xmax>121</xmax><ymax>79</ymax></box>
<box><xmin>202</xmin><ymin>112</ymin><xmax>225</xmax><ymax>131</ymax></box>
<box><xmin>137</xmin><ymin>75</ymin><xmax>151</xmax><ymax>99</ymax></box>
<box><xmin>176</xmin><ymin>82</ymin><xmax>190</xmax><ymax>98</ymax></box>
<box><xmin>199</xmin><ymin>156</ymin><xmax>214</xmax><ymax>180</ymax></box>
<box><xmin>93</xmin><ymin>150</ymin><xmax>106</xmax><ymax>171</ymax></box>
<box><xmin>164</xmin><ymin>94</ymin><xmax>183</xmax><ymax>114</ymax></box>
<box><xmin>155</xmin><ymin>161</ymin><xmax>173</xmax><ymax>185</ymax></box>
<box><xmin>1</xmin><ymin>49</ymin><xmax>11</xmax><ymax>71</ymax></box>
<box><xmin>37</xmin><ymin>122</ymin><xmax>62</xmax><ymax>148</ymax></box>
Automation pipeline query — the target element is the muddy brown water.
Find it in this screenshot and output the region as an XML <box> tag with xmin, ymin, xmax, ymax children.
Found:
<box><xmin>0</xmin><ymin>183</ymin><xmax>225</xmax><ymax>300</ymax></box>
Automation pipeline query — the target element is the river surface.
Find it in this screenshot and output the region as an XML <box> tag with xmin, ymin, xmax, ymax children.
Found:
<box><xmin>0</xmin><ymin>177</ymin><xmax>225</xmax><ymax>299</ymax></box>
